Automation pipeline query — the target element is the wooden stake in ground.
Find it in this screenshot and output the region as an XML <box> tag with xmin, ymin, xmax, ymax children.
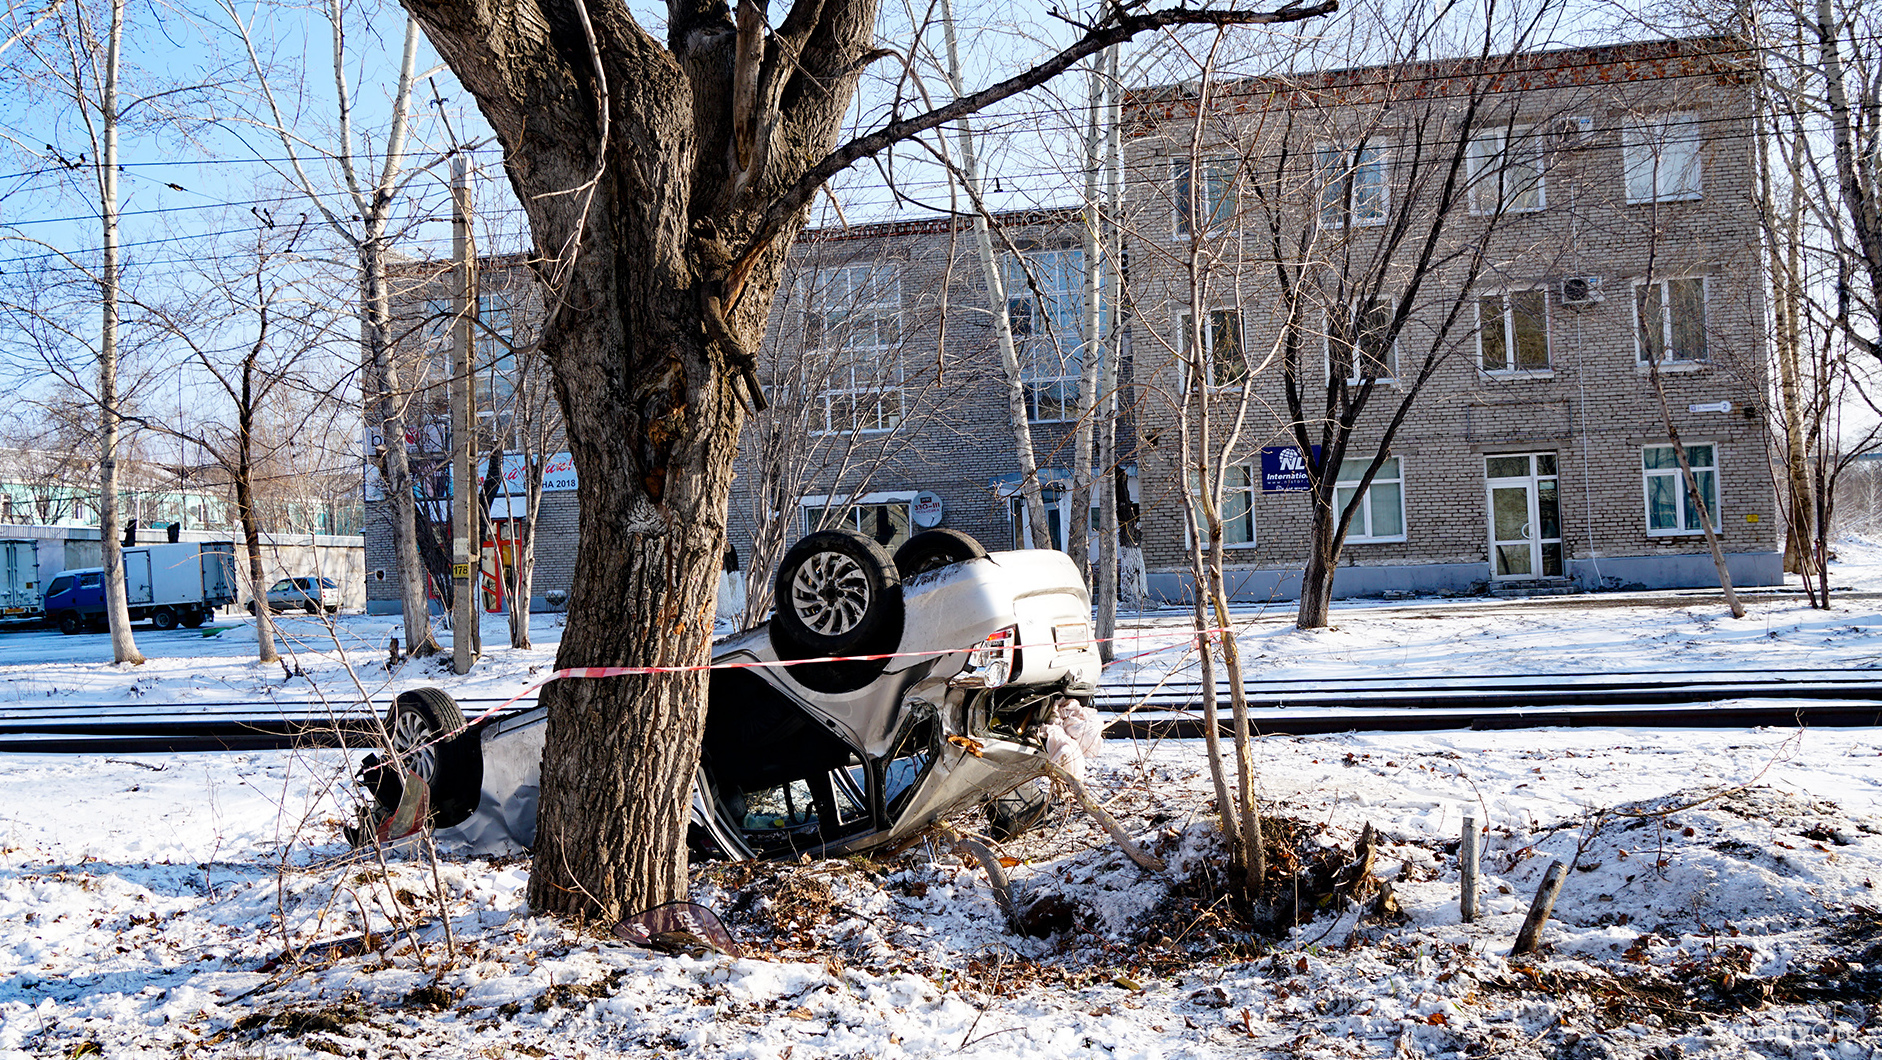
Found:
<box><xmin>1460</xmin><ymin>816</ymin><xmax>1480</xmax><ymax>923</ymax></box>
<box><xmin>1512</xmin><ymin>860</ymin><xmax>1567</xmax><ymax>956</ymax></box>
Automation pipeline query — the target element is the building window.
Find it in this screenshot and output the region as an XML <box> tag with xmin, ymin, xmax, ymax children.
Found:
<box><xmin>1466</xmin><ymin>127</ymin><xmax>1545</xmax><ymax>213</ymax></box>
<box><xmin>801</xmin><ymin>495</ymin><xmax>913</xmax><ymax>551</ymax></box>
<box><xmin>1173</xmin><ymin>156</ymin><xmax>1237</xmax><ymax>236</ymax></box>
<box><xmin>805</xmin><ymin>264</ymin><xmax>903</xmax><ymax>434</ymax></box>
<box><xmin>1643</xmin><ymin>443</ymin><xmax>1719</xmax><ymax>533</ymax></box>
<box><xmin>1316</xmin><ymin>143</ymin><xmax>1388</xmax><ymax>226</ymax></box>
<box><xmin>1634</xmin><ymin>277</ymin><xmax>1707</xmax><ymax>364</ymax></box>
<box><xmin>476</xmin><ymin>292</ymin><xmax>518</xmax><ymax>409</ymax></box>
<box><xmin>1190</xmin><ymin>465</ymin><xmax>1256</xmax><ymax>548</ymax></box>
<box><xmin>1336</xmin><ymin>456</ymin><xmax>1405</xmax><ymax>541</ymax></box>
<box><xmin>1477</xmin><ymin>290</ymin><xmax>1550</xmax><ymax>372</ymax></box>
<box><xmin>1180</xmin><ymin>308</ymin><xmax>1246</xmax><ymax>388</ymax></box>
<box><xmin>1004</xmin><ymin>249</ymin><xmax>1087</xmax><ymax>422</ymax></box>
<box><xmin>1327</xmin><ymin>298</ymin><xmax>1396</xmax><ymax>383</ymax></box>
<box><xmin>1623</xmin><ymin>114</ymin><xmax>1702</xmax><ymax>203</ymax></box>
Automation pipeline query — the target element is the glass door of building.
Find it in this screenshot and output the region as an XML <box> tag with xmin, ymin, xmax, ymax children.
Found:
<box><xmin>1484</xmin><ymin>453</ymin><xmax>1563</xmax><ymax>580</ymax></box>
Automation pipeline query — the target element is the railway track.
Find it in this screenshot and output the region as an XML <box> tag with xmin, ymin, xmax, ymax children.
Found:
<box><xmin>0</xmin><ymin>668</ymin><xmax>1877</xmax><ymax>753</ymax></box>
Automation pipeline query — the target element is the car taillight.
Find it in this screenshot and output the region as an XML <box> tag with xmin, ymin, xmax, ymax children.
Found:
<box><xmin>965</xmin><ymin>626</ymin><xmax>1018</xmax><ymax>688</ymax></box>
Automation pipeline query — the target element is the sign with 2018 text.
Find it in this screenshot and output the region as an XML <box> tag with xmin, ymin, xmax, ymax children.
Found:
<box><xmin>475</xmin><ymin>452</ymin><xmax>579</xmax><ymax>493</ymax></box>
<box><xmin>1260</xmin><ymin>445</ymin><xmax>1321</xmax><ymax>492</ymax></box>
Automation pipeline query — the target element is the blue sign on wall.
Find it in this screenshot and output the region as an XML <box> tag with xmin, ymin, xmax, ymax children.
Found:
<box><xmin>1260</xmin><ymin>445</ymin><xmax>1320</xmax><ymax>492</ymax></box>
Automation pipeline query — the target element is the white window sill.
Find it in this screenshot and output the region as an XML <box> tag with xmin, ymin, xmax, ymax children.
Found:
<box><xmin>1481</xmin><ymin>368</ymin><xmax>1556</xmax><ymax>381</ymax></box>
<box><xmin>1645</xmin><ymin>527</ymin><xmax>1718</xmax><ymax>537</ymax></box>
<box><xmin>1625</xmin><ymin>192</ymin><xmax>1703</xmax><ymax>205</ymax></box>
<box><xmin>1345</xmin><ymin>534</ymin><xmax>1409</xmax><ymax>544</ymax></box>
<box><xmin>1636</xmin><ymin>361</ymin><xmax>1707</xmax><ymax>375</ymax></box>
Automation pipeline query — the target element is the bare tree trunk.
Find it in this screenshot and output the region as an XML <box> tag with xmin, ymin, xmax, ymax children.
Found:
<box><xmin>1094</xmin><ymin>41</ymin><xmax>1123</xmax><ymax>662</ymax></box>
<box><xmin>96</xmin><ymin>0</ymin><xmax>141</xmax><ymax>665</ymax></box>
<box><xmin>1067</xmin><ymin>56</ymin><xmax>1106</xmax><ymax>581</ymax></box>
<box><xmin>938</xmin><ymin>0</ymin><xmax>1050</xmax><ymax>549</ymax></box>
<box><xmin>1296</xmin><ymin>492</ymin><xmax>1338</xmax><ymax>628</ymax></box>
<box><xmin>236</xmin><ymin>318</ymin><xmax>278</xmax><ymax>664</ymax></box>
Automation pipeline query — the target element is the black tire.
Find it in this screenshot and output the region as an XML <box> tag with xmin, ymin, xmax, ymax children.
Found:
<box><xmin>380</xmin><ymin>687</ymin><xmax>483</xmax><ymax>829</ymax></box>
<box><xmin>305</xmin><ymin>601</ymin><xmax>321</xmax><ymax>614</ymax></box>
<box><xmin>246</xmin><ymin>601</ymin><xmax>258</xmax><ymax>615</ymax></box>
<box><xmin>57</xmin><ymin>611</ymin><xmax>82</xmax><ymax>635</ymax></box>
<box><xmin>987</xmin><ymin>777</ymin><xmax>1054</xmax><ymax>841</ymax></box>
<box><xmin>150</xmin><ymin>607</ymin><xmax>178</xmax><ymax>631</ymax></box>
<box><xmin>770</xmin><ymin>529</ymin><xmax>903</xmax><ymax>694</ymax></box>
<box><xmin>180</xmin><ymin>608</ymin><xmax>206</xmax><ymax>629</ymax></box>
<box><xmin>894</xmin><ymin>528</ymin><xmax>988</xmax><ymax>579</ymax></box>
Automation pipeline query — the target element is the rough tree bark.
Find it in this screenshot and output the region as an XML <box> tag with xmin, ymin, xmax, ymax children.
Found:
<box><xmin>401</xmin><ymin>0</ymin><xmax>1332</xmax><ymax>920</ymax></box>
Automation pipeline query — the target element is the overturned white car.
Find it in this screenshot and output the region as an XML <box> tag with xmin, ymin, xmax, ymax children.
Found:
<box><xmin>362</xmin><ymin>528</ymin><xmax>1104</xmax><ymax>860</ymax></box>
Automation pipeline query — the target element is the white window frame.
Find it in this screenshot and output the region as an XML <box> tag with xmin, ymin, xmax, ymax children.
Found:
<box><xmin>1189</xmin><ymin>465</ymin><xmax>1257</xmax><ymax>549</ymax></box>
<box><xmin>1623</xmin><ymin>114</ymin><xmax>1703</xmax><ymax>203</ymax></box>
<box><xmin>803</xmin><ymin>264</ymin><xmax>904</xmax><ymax>435</ymax></box>
<box><xmin>1633</xmin><ymin>276</ymin><xmax>1709</xmax><ymax>365</ymax></box>
<box><xmin>1336</xmin><ymin>455</ymin><xmax>1407</xmax><ymax>542</ymax></box>
<box><xmin>1179</xmin><ymin>307</ymin><xmax>1247</xmax><ymax>390</ymax></box>
<box><xmin>1475</xmin><ymin>288</ymin><xmax>1552</xmax><ymax>374</ymax></box>
<box><xmin>1316</xmin><ymin>142</ymin><xmax>1389</xmax><ymax>227</ymax></box>
<box><xmin>1466</xmin><ymin>127</ymin><xmax>1546</xmax><ymax>214</ymax></box>
<box><xmin>475</xmin><ymin>291</ymin><xmax>520</xmax><ymax>409</ymax></box>
<box><xmin>1324</xmin><ymin>297</ymin><xmax>1398</xmax><ymax>384</ymax></box>
<box><xmin>798</xmin><ymin>490</ymin><xmax>918</xmax><ymax>548</ymax></box>
<box><xmin>1641</xmin><ymin>443</ymin><xmax>1720</xmax><ymax>535</ymax></box>
<box><xmin>1004</xmin><ymin>249</ymin><xmax>1087</xmax><ymax>422</ymax></box>
<box><xmin>1173</xmin><ymin>155</ymin><xmax>1238</xmax><ymax>237</ymax></box>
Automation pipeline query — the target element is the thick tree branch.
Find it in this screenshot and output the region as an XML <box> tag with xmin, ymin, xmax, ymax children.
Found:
<box><xmin>725</xmin><ymin>0</ymin><xmax>1337</xmax><ymax>303</ymax></box>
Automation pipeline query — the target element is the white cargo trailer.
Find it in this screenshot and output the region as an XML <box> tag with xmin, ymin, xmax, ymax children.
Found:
<box><xmin>0</xmin><ymin>539</ymin><xmax>43</xmax><ymax>617</ymax></box>
<box><xmin>41</xmin><ymin>541</ymin><xmax>237</xmax><ymax>633</ymax></box>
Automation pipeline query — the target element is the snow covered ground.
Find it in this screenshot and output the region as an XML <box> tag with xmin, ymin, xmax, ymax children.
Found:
<box><xmin>1</xmin><ymin>548</ymin><xmax>1880</xmax><ymax>1058</ymax></box>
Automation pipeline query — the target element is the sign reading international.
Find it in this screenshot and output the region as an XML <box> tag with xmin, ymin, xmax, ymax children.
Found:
<box><xmin>1259</xmin><ymin>445</ymin><xmax>1321</xmax><ymax>492</ymax></box>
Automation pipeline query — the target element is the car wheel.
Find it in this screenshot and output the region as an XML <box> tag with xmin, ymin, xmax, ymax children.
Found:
<box><xmin>987</xmin><ymin>777</ymin><xmax>1054</xmax><ymax>841</ymax></box>
<box><xmin>381</xmin><ymin>688</ymin><xmax>482</xmax><ymax>829</ymax></box>
<box><xmin>246</xmin><ymin>601</ymin><xmax>258</xmax><ymax>615</ymax></box>
<box><xmin>771</xmin><ymin>529</ymin><xmax>904</xmax><ymax>694</ymax></box>
<box><xmin>150</xmin><ymin>607</ymin><xmax>178</xmax><ymax>631</ymax></box>
<box><xmin>305</xmin><ymin>601</ymin><xmax>321</xmax><ymax>614</ymax></box>
<box><xmin>180</xmin><ymin>608</ymin><xmax>205</xmax><ymax>629</ymax></box>
<box><xmin>57</xmin><ymin>611</ymin><xmax>82</xmax><ymax>635</ymax></box>
<box><xmin>893</xmin><ymin>528</ymin><xmax>988</xmax><ymax>579</ymax></box>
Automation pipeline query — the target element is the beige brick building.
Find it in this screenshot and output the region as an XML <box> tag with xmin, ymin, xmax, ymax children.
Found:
<box><xmin>724</xmin><ymin>209</ymin><xmax>1135</xmax><ymax>602</ymax></box>
<box><xmin>1120</xmin><ymin>38</ymin><xmax>1781</xmax><ymax>601</ymax></box>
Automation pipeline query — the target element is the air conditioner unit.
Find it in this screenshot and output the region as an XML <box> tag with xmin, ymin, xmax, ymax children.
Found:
<box><xmin>1562</xmin><ymin>115</ymin><xmax>1595</xmax><ymax>142</ymax></box>
<box><xmin>1561</xmin><ymin>276</ymin><xmax>1603</xmax><ymax>306</ymax></box>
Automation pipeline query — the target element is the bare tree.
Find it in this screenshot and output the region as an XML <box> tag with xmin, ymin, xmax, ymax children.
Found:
<box><xmin>129</xmin><ymin>221</ymin><xmax>344</xmax><ymax>662</ymax></box>
<box><xmin>398</xmin><ymin>0</ymin><xmax>1333</xmax><ymax>918</ymax></box>
<box><xmin>218</xmin><ymin>0</ymin><xmax>453</xmax><ymax>657</ymax></box>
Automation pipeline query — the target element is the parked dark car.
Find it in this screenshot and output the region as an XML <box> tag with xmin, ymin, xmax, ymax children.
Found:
<box><xmin>361</xmin><ymin>528</ymin><xmax>1101</xmax><ymax>860</ymax></box>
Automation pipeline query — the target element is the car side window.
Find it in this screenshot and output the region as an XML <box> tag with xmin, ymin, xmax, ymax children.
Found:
<box><xmin>46</xmin><ymin>576</ymin><xmax>72</xmax><ymax>596</ymax></box>
<box><xmin>78</xmin><ymin>573</ymin><xmax>101</xmax><ymax>589</ymax></box>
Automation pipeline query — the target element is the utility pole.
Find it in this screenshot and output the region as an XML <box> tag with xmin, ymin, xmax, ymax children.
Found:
<box><xmin>451</xmin><ymin>153</ymin><xmax>479</xmax><ymax>675</ymax></box>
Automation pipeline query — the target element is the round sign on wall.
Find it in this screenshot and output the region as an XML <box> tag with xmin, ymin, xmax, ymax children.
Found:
<box><xmin>911</xmin><ymin>490</ymin><xmax>944</xmax><ymax>528</ymax></box>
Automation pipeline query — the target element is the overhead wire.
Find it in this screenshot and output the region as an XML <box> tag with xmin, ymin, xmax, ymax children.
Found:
<box><xmin>0</xmin><ymin>35</ymin><xmax>1855</xmax><ymax>265</ymax></box>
